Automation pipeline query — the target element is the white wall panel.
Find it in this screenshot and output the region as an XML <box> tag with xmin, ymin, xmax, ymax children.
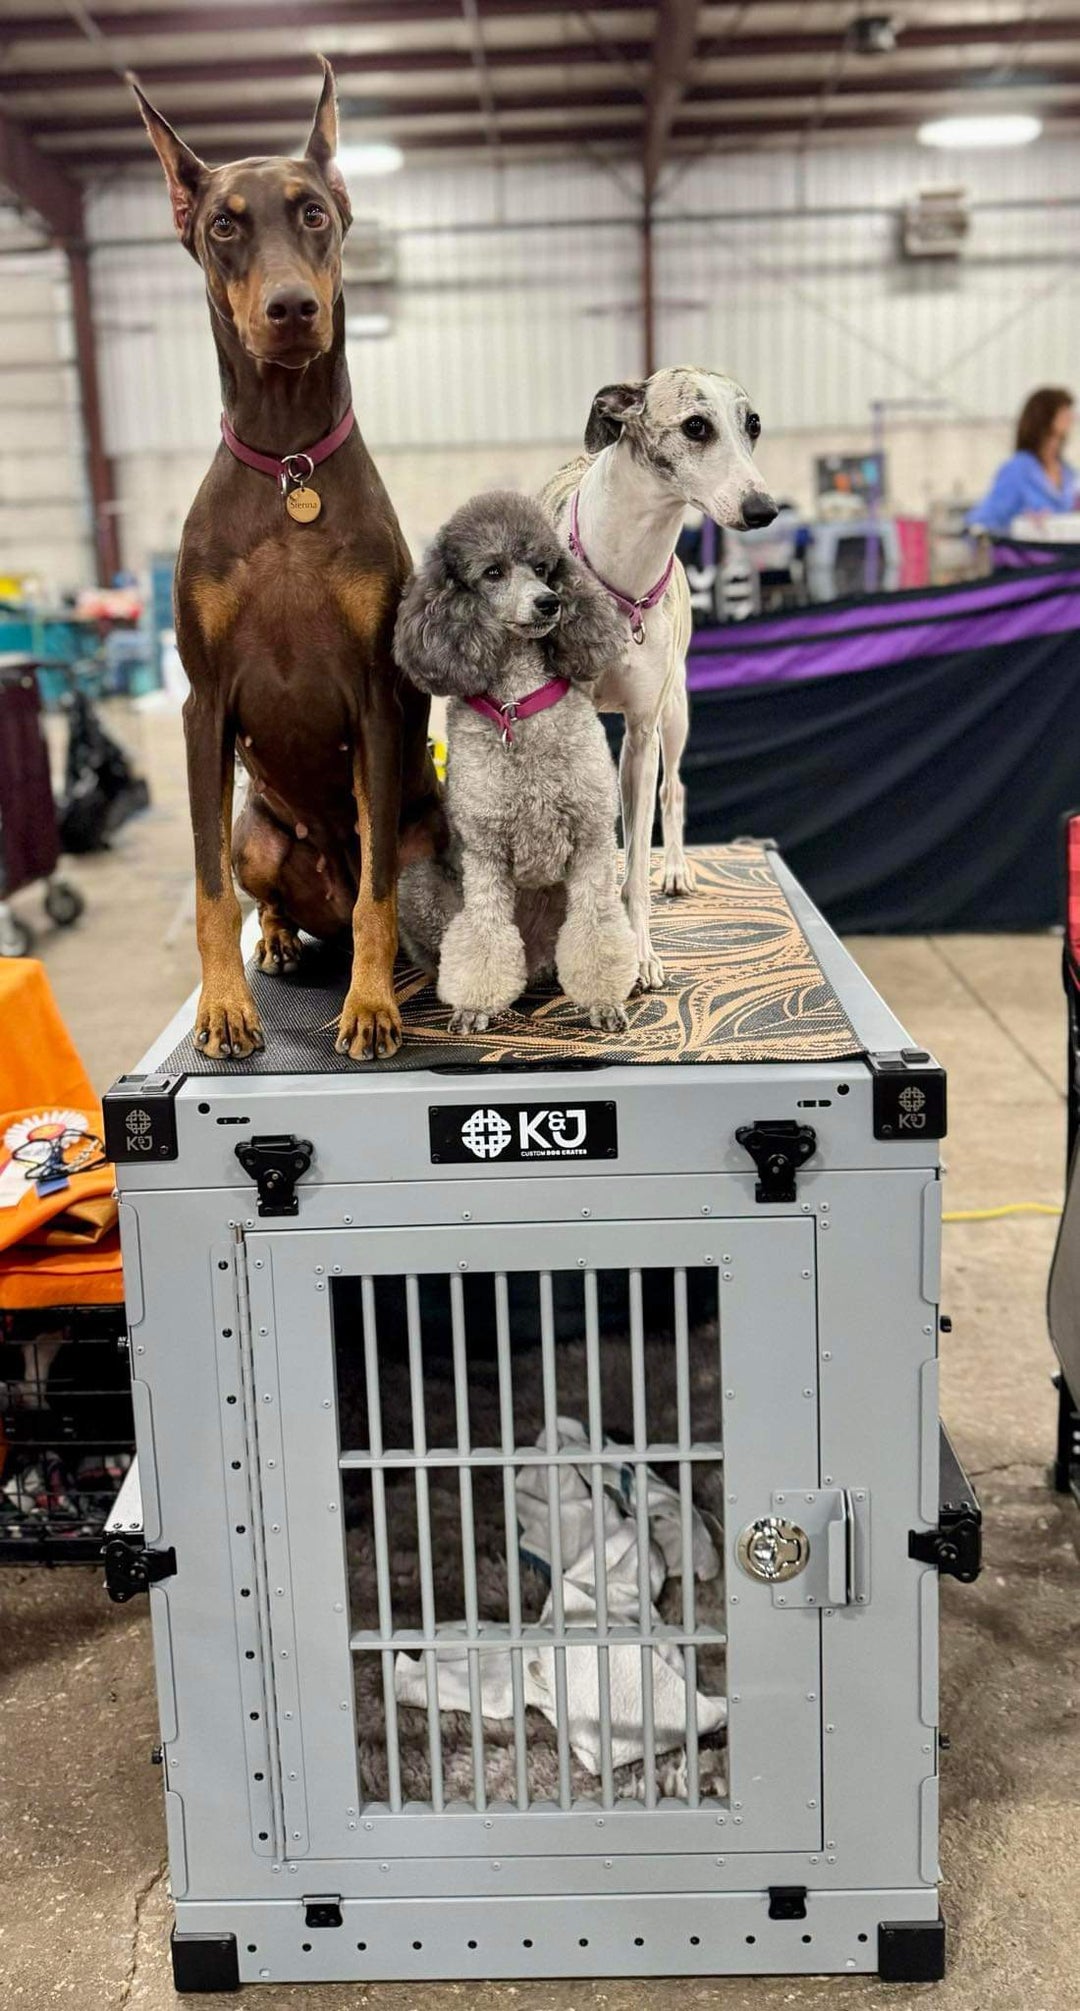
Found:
<box><xmin>82</xmin><ymin>135</ymin><xmax>1080</xmax><ymax>575</ymax></box>
<box><xmin>0</xmin><ymin>252</ymin><xmax>91</xmax><ymax>592</ymax></box>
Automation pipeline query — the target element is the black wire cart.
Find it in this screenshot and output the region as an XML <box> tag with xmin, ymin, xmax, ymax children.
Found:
<box><xmin>0</xmin><ymin>1304</ymin><xmax>134</xmax><ymax>1561</ymax></box>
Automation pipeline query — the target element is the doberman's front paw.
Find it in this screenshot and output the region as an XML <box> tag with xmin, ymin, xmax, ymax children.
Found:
<box><xmin>448</xmin><ymin>1008</ymin><xmax>491</xmax><ymax>1035</ymax></box>
<box><xmin>194</xmin><ymin>984</ymin><xmax>264</xmax><ymax>1060</ymax></box>
<box><xmin>336</xmin><ymin>991</ymin><xmax>403</xmax><ymax>1062</ymax></box>
<box><xmin>588</xmin><ymin>1002</ymin><xmax>630</xmax><ymax>1032</ymax></box>
<box><xmin>256</xmin><ymin>920</ymin><xmax>303</xmax><ymax>974</ymax></box>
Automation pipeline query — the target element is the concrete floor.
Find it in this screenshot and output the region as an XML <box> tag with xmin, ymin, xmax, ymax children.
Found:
<box><xmin>2</xmin><ymin>706</ymin><xmax>1078</xmax><ymax>2010</ymax></box>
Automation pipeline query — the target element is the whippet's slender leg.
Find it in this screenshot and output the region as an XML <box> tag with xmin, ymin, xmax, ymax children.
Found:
<box><xmin>619</xmin><ymin>718</ymin><xmax>664</xmax><ymax>990</ymax></box>
<box><xmin>658</xmin><ymin>680</ymin><xmax>697</xmax><ymax>896</ymax></box>
<box><xmin>438</xmin><ymin>849</ymin><xmax>527</xmax><ymax>1034</ymax></box>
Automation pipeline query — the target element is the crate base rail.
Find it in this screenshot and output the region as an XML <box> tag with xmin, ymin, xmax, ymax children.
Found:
<box><xmin>172</xmin><ymin>1890</ymin><xmax>943</xmax><ymax>1987</ymax></box>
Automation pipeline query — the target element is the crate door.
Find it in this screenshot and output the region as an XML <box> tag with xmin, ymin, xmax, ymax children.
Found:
<box><xmin>247</xmin><ymin>1217</ymin><xmax>822</xmax><ymax>1859</ymax></box>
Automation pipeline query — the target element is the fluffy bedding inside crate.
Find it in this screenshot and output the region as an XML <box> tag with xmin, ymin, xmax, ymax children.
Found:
<box><xmin>340</xmin><ymin>1285</ymin><xmax>727</xmax><ymax>1808</ymax></box>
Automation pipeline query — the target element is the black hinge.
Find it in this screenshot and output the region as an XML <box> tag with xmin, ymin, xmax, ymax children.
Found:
<box><xmin>102</xmin><ymin>1534</ymin><xmax>177</xmax><ymax>1603</ymax></box>
<box><xmin>768</xmin><ymin>1886</ymin><xmax>808</xmax><ymax>1920</ymax></box>
<box><xmin>235</xmin><ymin>1134</ymin><xmax>314</xmax><ymax>1216</ymax></box>
<box><xmin>304</xmin><ymin>1898</ymin><xmax>343</xmax><ymax>1929</ymax></box>
<box><xmin>735</xmin><ymin>1120</ymin><xmax>817</xmax><ymax>1203</ymax></box>
<box><xmin>908</xmin><ymin>1423</ymin><xmax>982</xmax><ymax>1582</ymax></box>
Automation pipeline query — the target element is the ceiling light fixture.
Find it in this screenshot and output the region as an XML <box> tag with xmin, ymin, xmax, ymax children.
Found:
<box><xmin>917</xmin><ymin>113</ymin><xmax>1042</xmax><ymax>150</ymax></box>
<box><xmin>336</xmin><ymin>141</ymin><xmax>405</xmax><ymax>177</ymax></box>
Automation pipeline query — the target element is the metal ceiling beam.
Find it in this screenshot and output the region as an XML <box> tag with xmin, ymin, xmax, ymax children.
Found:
<box><xmin>0</xmin><ymin>41</ymin><xmax>657</xmax><ymax>97</ymax></box>
<box><xmin>697</xmin><ymin>15</ymin><xmax>1080</xmax><ymax>62</ymax></box>
<box><xmin>0</xmin><ymin>103</ymin><xmax>81</xmax><ymax>235</ymax></box>
<box><xmin>0</xmin><ymin>0</ymin><xmax>653</xmax><ymax>39</ymax></box>
<box><xmin>30</xmin><ymin>58</ymin><xmax>1080</xmax><ymax>137</ymax></box>
<box><xmin>64</xmin><ymin>94</ymin><xmax>1080</xmax><ymax>167</ymax></box>
<box><xmin>31</xmin><ymin>86</ymin><xmax>645</xmax><ymax>135</ymax></box>
<box><xmin>643</xmin><ymin>0</ymin><xmax>701</xmax><ymax>197</ymax></box>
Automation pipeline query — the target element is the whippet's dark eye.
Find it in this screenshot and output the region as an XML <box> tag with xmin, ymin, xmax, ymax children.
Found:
<box><xmin>209</xmin><ymin>212</ymin><xmax>237</xmax><ymax>240</ymax></box>
<box><xmin>482</xmin><ymin>564</ymin><xmax>504</xmax><ymax>581</ymax></box>
<box><xmin>303</xmin><ymin>203</ymin><xmax>330</xmax><ymax>229</ymax></box>
<box><xmin>681</xmin><ymin>414</ymin><xmax>710</xmax><ymax>441</ymax></box>
<box><xmin>747</xmin><ymin>412</ymin><xmax>762</xmax><ymax>440</ymax></box>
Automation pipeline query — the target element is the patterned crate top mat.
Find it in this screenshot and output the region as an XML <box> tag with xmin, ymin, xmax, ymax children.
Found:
<box><xmin>163</xmin><ymin>843</ymin><xmax>861</xmax><ymax>1076</ymax></box>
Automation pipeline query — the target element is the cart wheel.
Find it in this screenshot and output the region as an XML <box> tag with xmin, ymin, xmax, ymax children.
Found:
<box><xmin>44</xmin><ymin>879</ymin><xmax>85</xmax><ymax>928</ymax></box>
<box><xmin>0</xmin><ymin>911</ymin><xmax>34</xmax><ymax>957</ymax></box>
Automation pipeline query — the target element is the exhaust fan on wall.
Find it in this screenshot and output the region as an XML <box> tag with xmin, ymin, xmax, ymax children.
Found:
<box><xmin>900</xmin><ymin>187</ymin><xmax>970</xmax><ymax>260</ymax></box>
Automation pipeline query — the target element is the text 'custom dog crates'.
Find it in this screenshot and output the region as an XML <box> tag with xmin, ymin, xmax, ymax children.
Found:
<box><xmin>106</xmin><ymin>845</ymin><xmax>975</xmax><ymax>1992</ymax></box>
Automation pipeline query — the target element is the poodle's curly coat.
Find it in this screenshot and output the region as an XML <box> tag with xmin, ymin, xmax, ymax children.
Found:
<box><xmin>394</xmin><ymin>490</ymin><xmax>638</xmax><ymax>1031</ymax></box>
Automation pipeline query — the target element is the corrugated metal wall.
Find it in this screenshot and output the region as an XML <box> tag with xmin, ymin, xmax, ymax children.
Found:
<box><xmin>81</xmin><ymin>135</ymin><xmax>1080</xmax><ymax>570</ymax></box>
<box><xmin>0</xmin><ymin>242</ymin><xmax>91</xmax><ymax>593</ymax></box>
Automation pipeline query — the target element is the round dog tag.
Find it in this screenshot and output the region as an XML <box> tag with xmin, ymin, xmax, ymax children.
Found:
<box><xmin>285</xmin><ymin>484</ymin><xmax>321</xmax><ymax>524</ymax></box>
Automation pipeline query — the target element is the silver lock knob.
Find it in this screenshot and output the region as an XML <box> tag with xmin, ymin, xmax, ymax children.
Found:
<box><xmin>737</xmin><ymin>1516</ymin><xmax>811</xmax><ymax>1583</ymax></box>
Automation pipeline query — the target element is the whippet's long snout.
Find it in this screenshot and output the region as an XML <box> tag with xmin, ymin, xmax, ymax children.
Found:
<box><xmin>740</xmin><ymin>490</ymin><xmax>778</xmax><ymax>530</ymax></box>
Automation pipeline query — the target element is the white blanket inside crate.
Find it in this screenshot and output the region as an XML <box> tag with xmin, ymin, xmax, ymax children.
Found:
<box><xmin>394</xmin><ymin>1416</ymin><xmax>726</xmax><ymax>1775</ymax></box>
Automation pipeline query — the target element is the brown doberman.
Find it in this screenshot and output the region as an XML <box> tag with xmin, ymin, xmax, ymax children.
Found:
<box><xmin>131</xmin><ymin>60</ymin><xmax>442</xmax><ymax>1060</ymax></box>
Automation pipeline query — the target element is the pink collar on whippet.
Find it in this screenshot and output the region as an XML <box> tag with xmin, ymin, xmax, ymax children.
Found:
<box><xmin>465</xmin><ymin>677</ymin><xmax>571</xmax><ymax>747</ymax></box>
<box><xmin>568</xmin><ymin>488</ymin><xmax>675</xmax><ymax>645</ymax></box>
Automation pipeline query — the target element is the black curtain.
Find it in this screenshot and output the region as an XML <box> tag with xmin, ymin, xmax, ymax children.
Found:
<box><xmin>608</xmin><ymin>626</ymin><xmax>1080</xmax><ymax>931</ymax></box>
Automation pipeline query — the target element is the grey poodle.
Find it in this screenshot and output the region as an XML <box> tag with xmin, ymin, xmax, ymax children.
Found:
<box><xmin>394</xmin><ymin>490</ymin><xmax>638</xmax><ymax>1033</ymax></box>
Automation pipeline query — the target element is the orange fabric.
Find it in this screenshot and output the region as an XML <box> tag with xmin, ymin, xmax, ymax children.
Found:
<box><xmin>0</xmin><ymin>1229</ymin><xmax>124</xmax><ymax>1309</ymax></box>
<box><xmin>0</xmin><ymin>1104</ymin><xmax>117</xmax><ymax>1255</ymax></box>
<box><xmin>0</xmin><ymin>959</ymin><xmax>96</xmax><ymax>1112</ymax></box>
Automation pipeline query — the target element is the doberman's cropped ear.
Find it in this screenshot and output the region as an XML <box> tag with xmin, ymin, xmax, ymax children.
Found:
<box><xmin>584</xmin><ymin>380</ymin><xmax>648</xmax><ymax>454</ymax></box>
<box><xmin>127</xmin><ymin>74</ymin><xmax>205</xmax><ymax>254</ymax></box>
<box><xmin>305</xmin><ymin>56</ymin><xmax>352</xmax><ymax>234</ymax></box>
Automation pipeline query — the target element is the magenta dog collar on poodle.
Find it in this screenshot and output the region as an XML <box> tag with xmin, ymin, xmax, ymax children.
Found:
<box><xmin>568</xmin><ymin>488</ymin><xmax>675</xmax><ymax>645</ymax></box>
<box><xmin>465</xmin><ymin>677</ymin><xmax>571</xmax><ymax>747</ymax></box>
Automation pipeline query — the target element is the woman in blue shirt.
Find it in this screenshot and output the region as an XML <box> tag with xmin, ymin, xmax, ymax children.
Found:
<box><xmin>967</xmin><ymin>385</ymin><xmax>1077</xmax><ymax>532</ymax></box>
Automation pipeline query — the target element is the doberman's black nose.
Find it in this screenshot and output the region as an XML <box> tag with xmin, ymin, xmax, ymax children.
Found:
<box><xmin>265</xmin><ymin>285</ymin><xmax>320</xmax><ymax>330</ymax></box>
<box><xmin>533</xmin><ymin>593</ymin><xmax>560</xmax><ymax>618</ymax></box>
<box><xmin>741</xmin><ymin>490</ymin><xmax>778</xmax><ymax>530</ymax></box>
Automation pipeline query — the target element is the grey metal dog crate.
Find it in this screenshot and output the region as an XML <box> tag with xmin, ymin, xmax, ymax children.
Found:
<box><xmin>105</xmin><ymin>844</ymin><xmax>973</xmax><ymax>1992</ymax></box>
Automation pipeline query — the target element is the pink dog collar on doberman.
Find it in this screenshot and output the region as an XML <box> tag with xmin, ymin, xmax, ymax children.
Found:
<box><xmin>220</xmin><ymin>405</ymin><xmax>356</xmax><ymax>493</ymax></box>
<box><xmin>466</xmin><ymin>677</ymin><xmax>571</xmax><ymax>748</ymax></box>
<box><xmin>568</xmin><ymin>488</ymin><xmax>675</xmax><ymax>645</ymax></box>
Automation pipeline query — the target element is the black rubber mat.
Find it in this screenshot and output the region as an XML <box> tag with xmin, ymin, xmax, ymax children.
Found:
<box><xmin>162</xmin><ymin>843</ymin><xmax>862</xmax><ymax>1076</ymax></box>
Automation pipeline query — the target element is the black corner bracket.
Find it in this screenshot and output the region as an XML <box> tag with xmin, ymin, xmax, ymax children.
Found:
<box><xmin>171</xmin><ymin>1930</ymin><xmax>240</xmax><ymax>1993</ymax></box>
<box><xmin>878</xmin><ymin>1916</ymin><xmax>947</xmax><ymax>1983</ymax></box>
<box><xmin>909</xmin><ymin>1423</ymin><xmax>982</xmax><ymax>1583</ymax></box>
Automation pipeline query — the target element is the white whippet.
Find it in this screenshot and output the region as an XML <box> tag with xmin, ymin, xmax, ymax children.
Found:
<box><xmin>541</xmin><ymin>367</ymin><xmax>776</xmax><ymax>989</ymax></box>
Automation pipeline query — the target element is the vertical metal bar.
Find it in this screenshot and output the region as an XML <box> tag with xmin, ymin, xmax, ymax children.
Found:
<box><xmin>673</xmin><ymin>1266</ymin><xmax>699</xmax><ymax>1806</ymax></box>
<box><xmin>584</xmin><ymin>1269</ymin><xmax>614</xmax><ymax>1808</ymax></box>
<box><xmin>360</xmin><ymin>1278</ymin><xmax>402</xmax><ymax>1814</ymax></box>
<box><xmin>540</xmin><ymin>1271</ymin><xmax>573</xmax><ymax>1809</ymax></box>
<box><xmin>495</xmin><ymin>1273</ymin><xmax>530</xmax><ymax>1810</ymax></box>
<box><xmin>450</xmin><ymin>1272</ymin><xmax>486</xmax><ymax>1811</ymax></box>
<box><xmin>629</xmin><ymin>1267</ymin><xmax>657</xmax><ymax>1805</ymax></box>
<box><xmin>406</xmin><ymin>1274</ymin><xmax>444</xmax><ymax>1812</ymax></box>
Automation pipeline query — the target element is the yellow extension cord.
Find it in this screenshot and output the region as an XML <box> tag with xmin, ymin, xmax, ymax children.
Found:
<box><xmin>943</xmin><ymin>1203</ymin><xmax>1062</xmax><ymax>1222</ymax></box>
